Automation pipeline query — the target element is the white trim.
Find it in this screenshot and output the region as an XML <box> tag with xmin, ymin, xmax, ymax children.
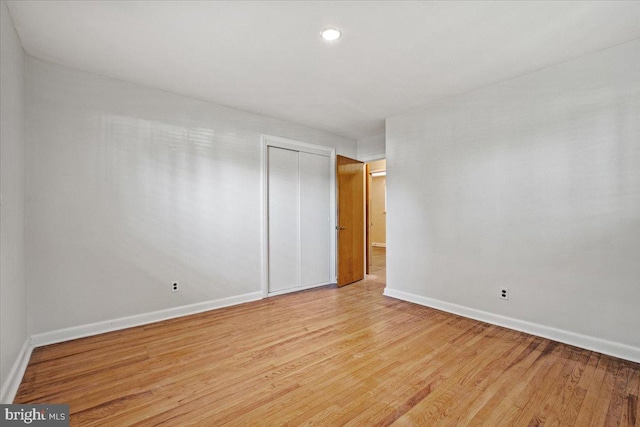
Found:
<box><xmin>0</xmin><ymin>337</ymin><xmax>33</xmax><ymax>404</ymax></box>
<box><xmin>262</xmin><ymin>134</ymin><xmax>333</xmax><ymax>157</ymax></box>
<box><xmin>262</xmin><ymin>137</ymin><xmax>269</xmax><ymax>298</ymax></box>
<box><xmin>297</xmin><ymin>151</ymin><xmax>302</xmax><ymax>290</ymax></box>
<box><xmin>31</xmin><ymin>292</ymin><xmax>262</xmax><ymax>348</ymax></box>
<box><xmin>372</xmin><ymin>242</ymin><xmax>386</xmax><ymax>247</ymax></box>
<box><xmin>329</xmin><ymin>154</ymin><xmax>337</xmax><ymax>283</ymax></box>
<box><xmin>267</xmin><ymin>281</ymin><xmax>334</xmax><ymax>297</ymax></box>
<box><xmin>383</xmin><ymin>287</ymin><xmax>640</xmax><ymax>364</ymax></box>
<box><xmin>262</xmin><ymin>134</ymin><xmax>336</xmax><ymax>296</ymax></box>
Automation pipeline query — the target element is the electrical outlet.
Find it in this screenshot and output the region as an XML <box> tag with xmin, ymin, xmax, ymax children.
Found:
<box><xmin>172</xmin><ymin>282</ymin><xmax>179</xmax><ymax>292</ymax></box>
<box><xmin>499</xmin><ymin>287</ymin><xmax>509</xmax><ymax>300</ymax></box>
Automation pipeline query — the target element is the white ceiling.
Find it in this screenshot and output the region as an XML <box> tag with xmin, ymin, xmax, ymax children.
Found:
<box><xmin>6</xmin><ymin>1</ymin><xmax>640</xmax><ymax>140</ymax></box>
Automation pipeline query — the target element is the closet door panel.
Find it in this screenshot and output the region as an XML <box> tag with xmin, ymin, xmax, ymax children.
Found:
<box><xmin>268</xmin><ymin>147</ymin><xmax>299</xmax><ymax>292</ymax></box>
<box><xmin>300</xmin><ymin>152</ymin><xmax>331</xmax><ymax>286</ymax></box>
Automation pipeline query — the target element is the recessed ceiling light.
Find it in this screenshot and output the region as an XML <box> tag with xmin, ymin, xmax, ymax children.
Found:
<box><xmin>320</xmin><ymin>28</ymin><xmax>341</xmax><ymax>41</ymax></box>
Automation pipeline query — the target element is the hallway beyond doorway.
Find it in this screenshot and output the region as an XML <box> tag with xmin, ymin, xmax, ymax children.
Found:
<box><xmin>367</xmin><ymin>246</ymin><xmax>386</xmax><ymax>283</ymax></box>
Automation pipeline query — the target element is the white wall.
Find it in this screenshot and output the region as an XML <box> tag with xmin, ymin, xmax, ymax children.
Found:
<box><xmin>0</xmin><ymin>0</ymin><xmax>28</xmax><ymax>401</ymax></box>
<box><xmin>357</xmin><ymin>132</ymin><xmax>385</xmax><ymax>162</ymax></box>
<box><xmin>386</xmin><ymin>39</ymin><xmax>640</xmax><ymax>361</ymax></box>
<box><xmin>25</xmin><ymin>57</ymin><xmax>356</xmax><ymax>336</ymax></box>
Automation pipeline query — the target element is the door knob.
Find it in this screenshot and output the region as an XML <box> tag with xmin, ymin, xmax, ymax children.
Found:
<box><xmin>336</xmin><ymin>226</ymin><xmax>346</xmax><ymax>230</ymax></box>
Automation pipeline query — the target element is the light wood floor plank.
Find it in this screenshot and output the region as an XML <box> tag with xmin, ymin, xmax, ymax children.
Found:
<box><xmin>14</xmin><ymin>248</ymin><xmax>640</xmax><ymax>426</ymax></box>
<box><xmin>622</xmin><ymin>366</ymin><xmax>639</xmax><ymax>426</ymax></box>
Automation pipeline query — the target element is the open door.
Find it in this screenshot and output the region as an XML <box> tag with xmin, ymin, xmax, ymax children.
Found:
<box><xmin>336</xmin><ymin>155</ymin><xmax>365</xmax><ymax>287</ymax></box>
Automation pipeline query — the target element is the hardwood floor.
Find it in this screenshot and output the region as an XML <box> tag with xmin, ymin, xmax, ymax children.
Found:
<box><xmin>15</xmin><ymin>247</ymin><xmax>640</xmax><ymax>426</ymax></box>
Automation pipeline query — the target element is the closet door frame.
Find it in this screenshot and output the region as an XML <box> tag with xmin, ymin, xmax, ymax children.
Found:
<box><xmin>262</xmin><ymin>135</ymin><xmax>336</xmax><ymax>297</ymax></box>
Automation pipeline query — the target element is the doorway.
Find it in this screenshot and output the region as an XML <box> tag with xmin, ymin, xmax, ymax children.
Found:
<box><xmin>366</xmin><ymin>159</ymin><xmax>386</xmax><ymax>275</ymax></box>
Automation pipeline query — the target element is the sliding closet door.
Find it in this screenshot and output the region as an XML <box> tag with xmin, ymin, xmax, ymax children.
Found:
<box><xmin>265</xmin><ymin>136</ymin><xmax>335</xmax><ymax>296</ymax></box>
<box><xmin>267</xmin><ymin>147</ymin><xmax>300</xmax><ymax>293</ymax></box>
<box><xmin>299</xmin><ymin>152</ymin><xmax>331</xmax><ymax>286</ymax></box>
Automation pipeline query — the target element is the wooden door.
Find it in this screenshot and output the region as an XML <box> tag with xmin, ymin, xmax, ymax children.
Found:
<box><xmin>337</xmin><ymin>155</ymin><xmax>365</xmax><ymax>287</ymax></box>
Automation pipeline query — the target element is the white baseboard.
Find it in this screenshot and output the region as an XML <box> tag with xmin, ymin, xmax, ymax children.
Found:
<box><xmin>383</xmin><ymin>287</ymin><xmax>640</xmax><ymax>364</ymax></box>
<box><xmin>2</xmin><ymin>292</ymin><xmax>263</xmax><ymax>403</ymax></box>
<box><xmin>372</xmin><ymin>242</ymin><xmax>386</xmax><ymax>248</ymax></box>
<box><xmin>0</xmin><ymin>337</ymin><xmax>33</xmax><ymax>404</ymax></box>
<box><xmin>31</xmin><ymin>292</ymin><xmax>263</xmax><ymax>348</ymax></box>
